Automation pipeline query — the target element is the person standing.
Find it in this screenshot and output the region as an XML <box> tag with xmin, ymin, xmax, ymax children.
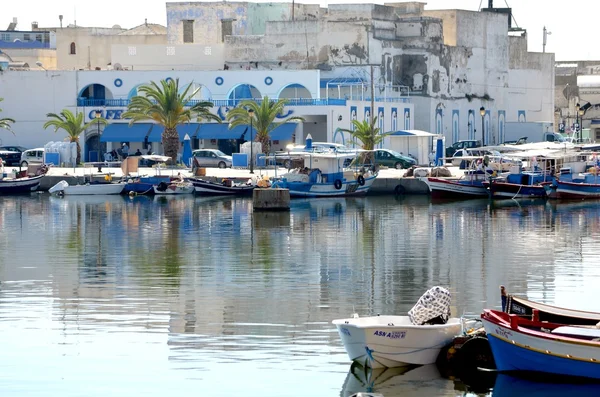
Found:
<box><xmin>121</xmin><ymin>142</ymin><xmax>129</xmax><ymax>159</ymax></box>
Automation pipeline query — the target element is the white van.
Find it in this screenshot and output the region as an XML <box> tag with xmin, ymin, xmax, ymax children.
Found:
<box><xmin>20</xmin><ymin>148</ymin><xmax>45</xmax><ymax>167</ymax></box>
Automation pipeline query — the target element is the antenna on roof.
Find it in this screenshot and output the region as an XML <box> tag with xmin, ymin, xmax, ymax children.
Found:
<box><xmin>59</xmin><ymin>15</ymin><xmax>63</xmax><ymax>28</ymax></box>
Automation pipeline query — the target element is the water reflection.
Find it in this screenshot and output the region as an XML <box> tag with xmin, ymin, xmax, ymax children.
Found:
<box><xmin>493</xmin><ymin>374</ymin><xmax>600</xmax><ymax>397</ymax></box>
<box><xmin>2</xmin><ymin>194</ymin><xmax>600</xmax><ymax>396</ymax></box>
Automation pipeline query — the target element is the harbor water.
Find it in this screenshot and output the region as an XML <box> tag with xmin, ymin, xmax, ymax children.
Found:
<box><xmin>1</xmin><ymin>194</ymin><xmax>600</xmax><ymax>396</ymax></box>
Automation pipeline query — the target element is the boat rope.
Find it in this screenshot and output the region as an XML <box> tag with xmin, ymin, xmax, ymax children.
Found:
<box><xmin>511</xmin><ymin>184</ymin><xmax>523</xmax><ymax>200</ymax></box>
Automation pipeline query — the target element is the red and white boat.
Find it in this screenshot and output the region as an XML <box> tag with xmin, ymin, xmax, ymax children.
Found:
<box><xmin>421</xmin><ymin>171</ymin><xmax>490</xmax><ymax>199</ymax></box>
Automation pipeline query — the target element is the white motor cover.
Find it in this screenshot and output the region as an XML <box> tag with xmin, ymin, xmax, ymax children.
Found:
<box><xmin>48</xmin><ymin>180</ymin><xmax>69</xmax><ymax>194</ymax></box>
<box><xmin>408</xmin><ymin>286</ymin><xmax>452</xmax><ymax>325</ymax></box>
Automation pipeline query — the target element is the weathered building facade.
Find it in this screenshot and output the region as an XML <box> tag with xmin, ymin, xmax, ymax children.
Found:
<box><xmin>163</xmin><ymin>1</ymin><xmax>555</xmax><ymax>145</ymax></box>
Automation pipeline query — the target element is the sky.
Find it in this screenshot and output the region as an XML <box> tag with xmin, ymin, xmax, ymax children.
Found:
<box><xmin>0</xmin><ymin>0</ymin><xmax>595</xmax><ymax>61</ymax></box>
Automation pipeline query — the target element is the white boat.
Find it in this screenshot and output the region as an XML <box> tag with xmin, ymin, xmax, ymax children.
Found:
<box><xmin>271</xmin><ymin>151</ymin><xmax>377</xmax><ymax>197</ymax></box>
<box><xmin>332</xmin><ymin>315</ymin><xmax>462</xmax><ymax>369</ymax></box>
<box><xmin>49</xmin><ymin>180</ymin><xmax>126</xmax><ymax>195</ymax></box>
<box><xmin>153</xmin><ymin>181</ymin><xmax>195</xmax><ymax>195</ymax></box>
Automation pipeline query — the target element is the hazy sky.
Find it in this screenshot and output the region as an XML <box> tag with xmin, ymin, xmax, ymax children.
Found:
<box><xmin>0</xmin><ymin>0</ymin><xmax>593</xmax><ymax>61</ymax></box>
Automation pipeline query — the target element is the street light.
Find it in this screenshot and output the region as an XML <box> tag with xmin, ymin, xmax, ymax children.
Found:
<box><xmin>479</xmin><ymin>106</ymin><xmax>486</xmax><ymax>146</ymax></box>
<box><xmin>95</xmin><ymin>110</ymin><xmax>102</xmax><ymax>172</ymax></box>
<box><xmin>248</xmin><ymin>108</ymin><xmax>255</xmax><ymax>174</ymax></box>
<box><xmin>579</xmin><ymin>107</ymin><xmax>585</xmax><ymax>142</ymax></box>
<box><xmin>576</xmin><ymin>103</ymin><xmax>581</xmax><ymax>141</ymax></box>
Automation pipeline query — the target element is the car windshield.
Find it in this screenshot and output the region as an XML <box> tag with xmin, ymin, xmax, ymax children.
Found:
<box><xmin>213</xmin><ymin>150</ymin><xmax>227</xmax><ymax>156</ymax></box>
<box><xmin>387</xmin><ymin>150</ymin><xmax>405</xmax><ymax>158</ymax></box>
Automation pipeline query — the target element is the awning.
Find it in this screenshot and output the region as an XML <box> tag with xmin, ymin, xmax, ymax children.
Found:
<box><xmin>147</xmin><ymin>125</ymin><xmax>164</xmax><ymax>143</ymax></box>
<box><xmin>320</xmin><ymin>77</ymin><xmax>365</xmax><ymax>89</ymax></box>
<box><xmin>177</xmin><ymin>123</ymin><xmax>200</xmax><ymax>140</ymax></box>
<box><xmin>388</xmin><ymin>129</ymin><xmax>437</xmax><ymax>137</ymax></box>
<box><xmin>269</xmin><ymin>123</ymin><xmax>297</xmax><ymax>140</ymax></box>
<box><xmin>197</xmin><ymin>124</ymin><xmax>256</xmax><ymax>140</ymax></box>
<box><xmin>100</xmin><ymin>123</ymin><xmax>153</xmax><ymax>143</ymax></box>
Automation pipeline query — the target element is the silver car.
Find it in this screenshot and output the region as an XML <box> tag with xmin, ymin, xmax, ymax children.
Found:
<box><xmin>192</xmin><ymin>149</ymin><xmax>232</xmax><ymax>168</ymax></box>
<box><xmin>20</xmin><ymin>148</ymin><xmax>45</xmax><ymax>167</ymax></box>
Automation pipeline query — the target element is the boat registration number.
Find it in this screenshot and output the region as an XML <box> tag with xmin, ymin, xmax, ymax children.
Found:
<box><xmin>374</xmin><ymin>330</ymin><xmax>406</xmax><ymax>339</ymax></box>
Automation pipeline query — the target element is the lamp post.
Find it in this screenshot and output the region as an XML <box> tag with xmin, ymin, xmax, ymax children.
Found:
<box><xmin>579</xmin><ymin>107</ymin><xmax>585</xmax><ymax>143</ymax></box>
<box><xmin>95</xmin><ymin>110</ymin><xmax>102</xmax><ymax>172</ymax></box>
<box><xmin>576</xmin><ymin>103</ymin><xmax>580</xmax><ymax>142</ymax></box>
<box><xmin>248</xmin><ymin>108</ymin><xmax>254</xmax><ymax>174</ymax></box>
<box><xmin>479</xmin><ymin>106</ymin><xmax>486</xmax><ymax>146</ymax></box>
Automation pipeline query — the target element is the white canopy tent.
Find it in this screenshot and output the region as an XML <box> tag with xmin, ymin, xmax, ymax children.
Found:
<box><xmin>388</xmin><ymin>130</ymin><xmax>437</xmax><ymax>166</ymax></box>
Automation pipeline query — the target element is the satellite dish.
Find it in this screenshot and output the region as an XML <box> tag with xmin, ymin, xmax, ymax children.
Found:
<box><xmin>112</xmin><ymin>24</ymin><xmax>122</xmax><ymax>29</ymax></box>
<box><xmin>113</xmin><ymin>63</ymin><xmax>123</xmax><ymax>70</ymax></box>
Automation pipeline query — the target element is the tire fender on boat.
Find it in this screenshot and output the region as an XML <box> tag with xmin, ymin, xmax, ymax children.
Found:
<box><xmin>357</xmin><ymin>175</ymin><xmax>365</xmax><ymax>186</ymax></box>
<box><xmin>394</xmin><ymin>184</ymin><xmax>405</xmax><ymax>195</ymax></box>
<box><xmin>334</xmin><ymin>179</ymin><xmax>343</xmax><ymax>190</ymax></box>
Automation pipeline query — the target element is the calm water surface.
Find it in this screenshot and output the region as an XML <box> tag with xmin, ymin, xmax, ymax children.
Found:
<box><xmin>1</xmin><ymin>194</ymin><xmax>600</xmax><ymax>396</ymax></box>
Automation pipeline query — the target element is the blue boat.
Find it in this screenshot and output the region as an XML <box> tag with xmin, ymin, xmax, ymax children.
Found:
<box><xmin>546</xmin><ymin>168</ymin><xmax>600</xmax><ymax>199</ymax></box>
<box><xmin>271</xmin><ymin>152</ymin><xmax>377</xmax><ymax>198</ymax></box>
<box><xmin>482</xmin><ymin>309</ymin><xmax>600</xmax><ymax>380</ymax></box>
<box><xmin>123</xmin><ymin>175</ymin><xmax>171</xmax><ymax>195</ymax></box>
<box><xmin>493</xmin><ymin>374</ymin><xmax>600</xmax><ymax>397</ymax></box>
<box><xmin>484</xmin><ymin>170</ymin><xmax>553</xmax><ymax>199</ymax></box>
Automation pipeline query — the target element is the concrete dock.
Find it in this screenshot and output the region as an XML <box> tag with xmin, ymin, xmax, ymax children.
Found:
<box><xmin>30</xmin><ymin>165</ymin><xmax>464</xmax><ymax>195</ymax></box>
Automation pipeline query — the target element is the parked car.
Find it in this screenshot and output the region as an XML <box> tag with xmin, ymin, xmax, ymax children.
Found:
<box><xmin>374</xmin><ymin>149</ymin><xmax>417</xmax><ymax>169</ymax></box>
<box><xmin>0</xmin><ymin>145</ymin><xmax>28</xmax><ymax>154</ymax></box>
<box><xmin>20</xmin><ymin>148</ymin><xmax>45</xmax><ymax>167</ymax></box>
<box><xmin>192</xmin><ymin>149</ymin><xmax>232</xmax><ymax>168</ymax></box>
<box><xmin>445</xmin><ymin>140</ymin><xmax>482</xmax><ymax>158</ymax></box>
<box><xmin>0</xmin><ymin>149</ymin><xmax>23</xmax><ymax>166</ymax></box>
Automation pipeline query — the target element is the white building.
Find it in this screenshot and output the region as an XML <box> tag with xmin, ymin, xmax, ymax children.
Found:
<box><xmin>0</xmin><ymin>69</ymin><xmax>416</xmax><ymax>162</ymax></box>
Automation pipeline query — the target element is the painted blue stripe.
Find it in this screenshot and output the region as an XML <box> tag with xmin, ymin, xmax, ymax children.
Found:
<box><xmin>488</xmin><ymin>334</ymin><xmax>600</xmax><ymax>379</ymax></box>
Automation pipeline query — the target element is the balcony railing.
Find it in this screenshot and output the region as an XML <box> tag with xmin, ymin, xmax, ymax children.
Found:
<box><xmin>77</xmin><ymin>98</ymin><xmax>351</xmax><ymax>108</ymax></box>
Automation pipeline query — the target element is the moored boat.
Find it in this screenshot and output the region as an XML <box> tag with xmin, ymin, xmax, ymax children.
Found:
<box><xmin>189</xmin><ymin>177</ymin><xmax>256</xmax><ymax>196</ymax></box>
<box><xmin>271</xmin><ymin>152</ymin><xmax>377</xmax><ymax>198</ymax></box>
<box><xmin>484</xmin><ymin>171</ymin><xmax>552</xmax><ymax>199</ymax></box>
<box><xmin>333</xmin><ymin>287</ymin><xmax>462</xmax><ymax>369</ymax></box>
<box><xmin>421</xmin><ymin>171</ymin><xmax>490</xmax><ymax>199</ymax></box>
<box><xmin>501</xmin><ymin>286</ymin><xmax>600</xmax><ymax>326</ymax></box>
<box><xmin>153</xmin><ymin>180</ymin><xmax>195</xmax><ymax>195</ymax></box>
<box><xmin>482</xmin><ymin>309</ymin><xmax>600</xmax><ymax>380</ymax></box>
<box><xmin>546</xmin><ymin>168</ymin><xmax>600</xmax><ymax>200</ymax></box>
<box><xmin>0</xmin><ymin>174</ymin><xmax>45</xmax><ymax>193</ymax></box>
<box><xmin>49</xmin><ymin>180</ymin><xmax>126</xmax><ymax>195</ymax></box>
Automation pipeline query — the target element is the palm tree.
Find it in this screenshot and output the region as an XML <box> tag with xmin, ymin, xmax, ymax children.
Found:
<box><xmin>226</xmin><ymin>96</ymin><xmax>304</xmax><ymax>154</ymax></box>
<box><xmin>339</xmin><ymin>117</ymin><xmax>391</xmax><ymax>163</ymax></box>
<box><xmin>44</xmin><ymin>109</ymin><xmax>107</xmax><ymax>165</ymax></box>
<box><xmin>0</xmin><ymin>98</ymin><xmax>15</xmax><ymax>134</ymax></box>
<box><xmin>122</xmin><ymin>79</ymin><xmax>220</xmax><ymax>163</ymax></box>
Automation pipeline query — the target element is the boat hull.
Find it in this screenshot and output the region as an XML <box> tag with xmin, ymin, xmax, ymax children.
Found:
<box><xmin>333</xmin><ymin>316</ymin><xmax>462</xmax><ymax>369</ymax></box>
<box><xmin>486</xmin><ymin>181</ymin><xmax>548</xmax><ymax>199</ymax></box>
<box><xmin>482</xmin><ymin>311</ymin><xmax>600</xmax><ymax>379</ymax></box>
<box><xmin>153</xmin><ymin>184</ymin><xmax>195</xmax><ymax>195</ymax></box>
<box><xmin>190</xmin><ymin>179</ymin><xmax>255</xmax><ymax>196</ymax></box>
<box><xmin>553</xmin><ymin>180</ymin><xmax>600</xmax><ymax>199</ymax></box>
<box><xmin>0</xmin><ymin>175</ymin><xmax>43</xmax><ymax>193</ymax></box>
<box><xmin>422</xmin><ymin>177</ymin><xmax>488</xmax><ymax>198</ymax></box>
<box><xmin>503</xmin><ymin>295</ymin><xmax>600</xmax><ymax>326</ymax></box>
<box><xmin>64</xmin><ymin>183</ymin><xmax>126</xmax><ymax>195</ymax></box>
<box><xmin>275</xmin><ymin>175</ymin><xmax>376</xmax><ymax>198</ymax></box>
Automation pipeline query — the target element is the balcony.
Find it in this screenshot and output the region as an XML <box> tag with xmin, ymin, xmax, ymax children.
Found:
<box><xmin>77</xmin><ymin>97</ymin><xmax>411</xmax><ymax>107</ymax></box>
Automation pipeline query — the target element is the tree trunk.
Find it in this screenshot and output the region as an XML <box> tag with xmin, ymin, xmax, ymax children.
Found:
<box><xmin>257</xmin><ymin>133</ymin><xmax>270</xmax><ymax>155</ymax></box>
<box><xmin>162</xmin><ymin>127</ymin><xmax>179</xmax><ymax>164</ymax></box>
<box><xmin>75</xmin><ymin>138</ymin><xmax>81</xmax><ymax>165</ymax></box>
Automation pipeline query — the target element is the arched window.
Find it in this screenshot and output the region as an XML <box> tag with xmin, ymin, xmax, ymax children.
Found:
<box><xmin>69</xmin><ymin>42</ymin><xmax>76</xmax><ymax>55</ymax></box>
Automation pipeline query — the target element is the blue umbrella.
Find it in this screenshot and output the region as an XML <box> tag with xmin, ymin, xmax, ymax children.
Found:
<box><xmin>182</xmin><ymin>134</ymin><xmax>192</xmax><ymax>167</ymax></box>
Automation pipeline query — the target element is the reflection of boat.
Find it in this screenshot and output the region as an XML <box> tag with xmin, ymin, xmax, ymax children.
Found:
<box><xmin>482</xmin><ymin>309</ymin><xmax>600</xmax><ymax>380</ymax></box>
<box><xmin>153</xmin><ymin>181</ymin><xmax>195</xmax><ymax>195</ymax></box>
<box><xmin>333</xmin><ymin>314</ymin><xmax>462</xmax><ymax>369</ymax></box>
<box><xmin>189</xmin><ymin>177</ymin><xmax>255</xmax><ymax>196</ymax></box>
<box><xmin>341</xmin><ymin>363</ymin><xmax>440</xmax><ymax>396</ymax></box>
<box><xmin>271</xmin><ymin>152</ymin><xmax>376</xmax><ymax>197</ymax></box>
<box><xmin>49</xmin><ymin>180</ymin><xmax>126</xmax><ymax>195</ymax></box>
<box><xmin>502</xmin><ymin>287</ymin><xmax>600</xmax><ymax>326</ymax></box>
<box><xmin>492</xmin><ymin>374</ymin><xmax>600</xmax><ymax>397</ymax></box>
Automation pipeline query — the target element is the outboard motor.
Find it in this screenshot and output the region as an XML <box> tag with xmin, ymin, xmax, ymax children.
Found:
<box><xmin>408</xmin><ymin>286</ymin><xmax>452</xmax><ymax>325</ymax></box>
<box><xmin>156</xmin><ymin>181</ymin><xmax>169</xmax><ymax>192</ymax></box>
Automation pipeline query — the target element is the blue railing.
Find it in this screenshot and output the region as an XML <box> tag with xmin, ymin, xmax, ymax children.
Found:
<box><xmin>77</xmin><ymin>98</ymin><xmax>350</xmax><ymax>107</ymax></box>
